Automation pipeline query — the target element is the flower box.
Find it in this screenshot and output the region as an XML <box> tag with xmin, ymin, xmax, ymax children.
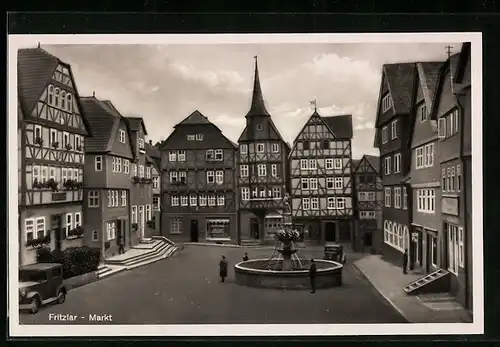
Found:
<box><xmin>65</xmin><ymin>144</ymin><xmax>73</xmax><ymax>151</ymax></box>
<box><xmin>68</xmin><ymin>225</ymin><xmax>84</xmax><ymax>238</ymax></box>
<box><xmin>51</xmin><ymin>141</ymin><xmax>59</xmax><ymax>149</ymax></box>
<box><xmin>131</xmin><ymin>176</ymin><xmax>140</xmax><ymax>184</ymax></box>
<box><xmin>146</xmin><ymin>220</ymin><xmax>155</xmax><ymax>228</ymax></box>
<box><xmin>131</xmin><ymin>223</ymin><xmax>138</xmax><ymax>231</ymax></box>
<box><xmin>35</xmin><ymin>137</ymin><xmax>43</xmax><ymax>145</ymax></box>
<box><xmin>25</xmin><ymin>235</ymin><xmax>51</xmax><ymax>248</ymax></box>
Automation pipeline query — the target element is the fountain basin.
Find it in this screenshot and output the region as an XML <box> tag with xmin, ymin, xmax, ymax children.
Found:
<box><xmin>234</xmin><ymin>259</ymin><xmax>343</xmax><ymax>290</ymax></box>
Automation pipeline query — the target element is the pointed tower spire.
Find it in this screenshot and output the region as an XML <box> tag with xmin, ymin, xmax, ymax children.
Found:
<box><xmin>246</xmin><ymin>56</ymin><xmax>271</xmax><ymax>117</ymax></box>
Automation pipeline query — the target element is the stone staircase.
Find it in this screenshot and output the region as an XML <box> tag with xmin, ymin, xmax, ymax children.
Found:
<box><xmin>97</xmin><ymin>237</ymin><xmax>179</xmax><ymax>277</ymax></box>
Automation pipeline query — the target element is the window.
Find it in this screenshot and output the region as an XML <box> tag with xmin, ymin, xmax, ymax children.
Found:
<box><xmin>178</xmin><ymin>171</ymin><xmax>186</xmax><ymax>184</ymax></box>
<box><xmin>420</xmin><ymin>104</ymin><xmax>428</xmax><ymax>122</ymax></box>
<box><xmin>217</xmin><ymin>194</ymin><xmax>225</xmax><ymax>206</ymax></box>
<box><xmin>121</xmin><ymin>191</ymin><xmax>127</xmax><ymax>206</ymax></box>
<box><xmin>170</xmin><ymin>171</ymin><xmax>178</xmax><ymax>183</ymax></box>
<box><xmin>24</xmin><ymin>219</ymin><xmax>35</xmax><ymax>242</ymax></box>
<box><xmin>95</xmin><ymin>155</ymin><xmax>102</xmax><ymax>171</ymax></box>
<box><xmin>61</xmin><ymin>91</ymin><xmax>66</xmax><ymax>109</ymax></box>
<box><xmin>73</xmin><ymin>167</ymin><xmax>79</xmax><ymax>182</ymax></box>
<box><xmin>240</xmin><ymin>144</ymin><xmax>248</xmax><ymax>154</ymax></box>
<box><xmin>258</xmin><ymin>164</ymin><xmax>267</xmax><ymax>177</ymax></box>
<box><xmin>171</xmin><ymin>218</ymin><xmax>182</xmax><ymax>234</ymax></box>
<box><xmin>187</xmin><ymin>134</ymin><xmax>195</xmax><ymax>141</ymax></box>
<box><xmin>206</xmin><ymin>171</ymin><xmax>215</xmax><ymax>184</ymax></box>
<box><xmin>309</xmin><ymin>178</ymin><xmax>318</xmax><ymax>190</ymax></box>
<box><xmin>431</xmin><ymin>236</ymin><xmax>437</xmax><ymax>267</ymax></box>
<box><xmin>394</xmin><ymin>187</ymin><xmax>402</xmax><ymax>209</ymax></box>
<box><xmin>49</xmin><ymin>167</ymin><xmax>56</xmax><ymax>180</ymax></box>
<box><xmin>384</xmin><ymin>157</ymin><xmax>391</xmax><ymax>175</ymax></box>
<box><xmin>384</xmin><ymin>187</ymin><xmax>392</xmax><ymax>207</ymax></box>
<box><xmin>311</xmin><ymin>198</ymin><xmax>319</xmax><ymax>210</ymax></box>
<box><xmin>74</xmin><ymin>212</ymin><xmax>81</xmax><ymax>228</ymax></box>
<box><xmin>92</xmin><ymin>230</ymin><xmax>99</xmax><ymax>242</ymax></box>
<box><xmin>300</xmin><ymin>159</ymin><xmax>308</xmax><ymax>170</ymax></box>
<box><xmin>61</xmin><ymin>168</ymin><xmax>68</xmax><ymax>183</ymax></box>
<box><xmin>450</xmin><ymin>166</ymin><xmax>456</xmax><ymax>191</ymax></box>
<box><xmin>33</xmin><ymin>125</ymin><xmax>42</xmax><ymax>143</ymax></box>
<box><xmin>256</xmin><ymin>124</ymin><xmax>263</xmax><ymax>131</ymax></box>
<box><xmin>123</xmin><ymin>159</ymin><xmax>130</xmax><ymax>174</ymax></box>
<box><xmin>334</xmin><ymin>177</ymin><xmax>343</xmax><ymax>189</ymax></box>
<box><xmin>63</xmin><ymin>132</ymin><xmax>70</xmax><ymax>148</ymax></box>
<box><xmin>303</xmin><ymin>141</ymin><xmax>310</xmax><ymax>150</ymax></box>
<box><xmin>114</xmin><ymin>191</ymin><xmax>119</xmax><ymax>207</ymax></box>
<box><xmin>240</xmin><ymin>165</ymin><xmax>249</xmax><ymax>177</ymax></box>
<box><xmin>132</xmin><ymin>164</ymin><xmax>137</xmax><ymax>176</ymax></box>
<box><xmin>106</xmin><ymin>222</ymin><xmax>116</xmax><ymax>241</ymax></box>
<box><xmin>153</xmin><ymin>196</ymin><xmax>160</xmax><ymax>211</ymax></box>
<box><xmin>67</xmin><ymin>93</ymin><xmax>73</xmax><ymax>111</ymax></box>
<box><xmin>416</xmin><ymin>147</ymin><xmax>424</xmax><ymax>169</ymax></box>
<box><xmin>119</xmin><ymin>130</ymin><xmax>126</xmax><ymax>143</ymax></box>
<box><xmin>367</xmin><ymin>192</ymin><xmax>376</xmax><ymax>201</ymax></box>
<box><xmin>271</xmin><ymin>164</ymin><xmax>278</xmax><ymax>177</ymax></box>
<box><xmin>55</xmin><ymin>88</ymin><xmax>60</xmax><ymax>107</ymax></box>
<box><xmin>177</xmin><ymin>150</ymin><xmax>186</xmax><ymax>161</ymax></box>
<box><xmin>75</xmin><ymin>135</ymin><xmax>82</xmax><ymax>151</ymax></box>
<box><xmin>138</xmin><ymin>138</ymin><xmax>145</xmax><ymax>150</ymax></box>
<box><xmin>35</xmin><ymin>217</ymin><xmax>45</xmax><ymax>239</ymax></box>
<box><xmin>50</xmin><ymin>129</ymin><xmax>58</xmax><ymax>146</ymax></box>
<box><xmin>459</xmin><ymin>227</ymin><xmax>464</xmax><ymax>267</ymax></box>
<box><xmin>325</xmin><ymin>158</ymin><xmax>334</xmax><ymax>170</ymax></box>
<box><xmin>88</xmin><ymin>190</ymin><xmax>99</xmax><ymax>207</ymax></box>
<box><xmin>360</xmin><ymin>211</ymin><xmax>376</xmax><ymax>219</ymax></box>
<box><xmin>65</xmin><ymin>213</ymin><xmax>73</xmax><ymax>237</ymax></box>
<box><xmin>457</xmin><ymin>165</ymin><xmax>461</xmax><ymax>192</ymax></box>
<box><xmin>205</xmin><ymin>149</ymin><xmax>214</xmax><ymax>161</ymax></box>
<box><xmin>208</xmin><ymin>195</ymin><xmax>216</xmax><ymax>206</ymax></box>
<box><xmin>334</xmin><ymin>159</ymin><xmax>342</xmax><ymax>170</ymax></box>
<box><xmin>308</xmin><ymin>159</ymin><xmax>317</xmax><ymax>170</ymax></box>
<box><xmin>438</xmin><ymin>118</ymin><xmax>446</xmax><ymax>138</ymax></box>
<box><xmin>169</xmin><ymin>151</ymin><xmax>177</xmax><ymax>162</ymax></box>
<box><xmin>241</xmin><ymin>188</ymin><xmax>250</xmax><ymax>201</ymax></box>
<box><xmin>424</xmin><ymin>143</ymin><xmax>434</xmax><ymax>167</ymax></box>
<box><xmin>394</xmin><ymin>153</ymin><xmax>401</xmax><ymax>173</ymax></box>
<box><xmin>322</xmin><ymin>140</ymin><xmax>330</xmax><ymax>150</ymax></box>
<box><xmin>384</xmin><ymin>221</ymin><xmax>404</xmax><ymax>251</ymax></box>
<box><xmin>301</xmin><ymin>178</ymin><xmax>309</xmax><ymax>190</ymax></box>
<box><xmin>215</xmin><ymin>149</ymin><xmax>223</xmax><ymax>161</ymax></box>
<box><xmin>153</xmin><ymin>176</ymin><xmax>160</xmax><ymax>188</ymax></box>
<box><xmin>196</xmin><ymin>133</ymin><xmax>203</xmax><ymax>141</ymax></box>
<box><xmin>336</xmin><ymin>197</ymin><xmax>345</xmax><ymax>210</ymax></box>
<box><xmin>256</xmin><ymin>143</ymin><xmax>265</xmax><ymax>153</ymax></box>
<box><xmin>391</xmin><ymin>120</ymin><xmax>398</xmax><ymax>139</ymax></box>
<box><xmin>190</xmin><ymin>194</ymin><xmax>197</xmax><ymax>206</ymax></box>
<box><xmin>48</xmin><ymin>85</ymin><xmax>54</xmax><ymax>105</ymax></box>
<box><xmin>403</xmin><ymin>187</ymin><xmax>408</xmax><ymax>210</ymax></box>
<box><xmin>146</xmin><ymin>166</ymin><xmax>151</xmax><ymax>179</ymax></box>
<box><xmin>260</xmin><ymin>189</ymin><xmax>267</xmax><ymax>198</ymax></box>
<box><xmin>447</xmin><ymin>167</ymin><xmax>452</xmax><ymax>191</ymax></box>
<box><xmin>382</xmin><ymin>126</ymin><xmax>388</xmax><ymax>144</ymax></box>
<box><xmin>171</xmin><ymin>196</ymin><xmax>179</xmax><ymax>206</ymax></box>
<box><xmin>447</xmin><ymin>224</ymin><xmax>462</xmax><ymax>274</ymax></box>
<box><xmin>417</xmin><ymin>189</ymin><xmax>436</xmax><ymax>213</ymax></box>
<box><xmin>271</xmin><ymin>143</ymin><xmax>279</xmax><ymax>153</ymax></box>
<box><xmin>382</xmin><ymin>94</ymin><xmax>392</xmax><ymax>112</ymax></box>
<box><xmin>116</xmin><ymin>158</ymin><xmax>122</xmax><ymax>173</ymax></box>
<box><xmin>327</xmin><ymin>197</ymin><xmax>335</xmax><ymax>209</ymax></box>
<box><xmin>302</xmin><ymin>198</ymin><xmax>310</xmax><ymax>210</ymax></box>
<box><xmin>181</xmin><ymin>196</ymin><xmax>188</xmax><ymax>206</ymax></box>
<box><xmin>40</xmin><ymin>166</ymin><xmax>48</xmax><ymax>183</ymax></box>
<box><xmin>326</xmin><ymin>178</ymin><xmax>334</xmax><ymax>189</ymax></box>
<box><xmin>272</xmin><ymin>187</ymin><xmax>281</xmax><ymax>199</ymax></box>
<box><xmin>215</xmin><ymin>171</ymin><xmax>224</xmax><ymax>184</ymax></box>
<box><xmin>132</xmin><ymin>206</ymin><xmax>137</xmax><ymax>223</ymax></box>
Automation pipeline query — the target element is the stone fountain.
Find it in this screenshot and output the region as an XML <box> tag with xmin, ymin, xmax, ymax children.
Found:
<box><xmin>234</xmin><ymin>194</ymin><xmax>343</xmax><ymax>290</ymax></box>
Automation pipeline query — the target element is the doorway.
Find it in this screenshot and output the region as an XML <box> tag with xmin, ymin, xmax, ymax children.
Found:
<box><xmin>139</xmin><ymin>206</ymin><xmax>145</xmax><ymax>239</ymax></box>
<box><xmin>116</xmin><ymin>219</ymin><xmax>124</xmax><ymax>247</ymax></box>
<box><xmin>51</xmin><ymin>214</ymin><xmax>62</xmax><ymax>253</ymax></box>
<box><xmin>190</xmin><ymin>220</ymin><xmax>199</xmax><ymax>242</ymax></box>
<box><xmin>364</xmin><ymin>231</ymin><xmax>373</xmax><ymax>247</ymax></box>
<box><xmin>338</xmin><ymin>221</ymin><xmax>351</xmax><ymax>241</ymax></box>
<box><xmin>325</xmin><ymin>222</ymin><xmax>336</xmax><ymax>242</ymax></box>
<box><xmin>250</xmin><ymin>218</ymin><xmax>259</xmax><ymax>240</ymax></box>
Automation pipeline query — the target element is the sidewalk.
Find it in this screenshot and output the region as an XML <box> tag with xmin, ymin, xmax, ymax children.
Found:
<box><xmin>354</xmin><ymin>254</ymin><xmax>473</xmax><ymax>323</ymax></box>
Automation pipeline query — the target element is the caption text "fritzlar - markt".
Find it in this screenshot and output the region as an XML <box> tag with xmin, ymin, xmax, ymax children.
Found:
<box><xmin>48</xmin><ymin>313</ymin><xmax>113</xmax><ymax>322</ymax></box>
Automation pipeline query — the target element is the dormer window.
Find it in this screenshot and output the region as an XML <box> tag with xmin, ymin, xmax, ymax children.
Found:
<box><xmin>138</xmin><ymin>138</ymin><xmax>145</xmax><ymax>151</ymax></box>
<box><xmin>382</xmin><ymin>94</ymin><xmax>392</xmax><ymax>112</ymax></box>
<box><xmin>420</xmin><ymin>104</ymin><xmax>428</xmax><ymax>122</ymax></box>
<box><xmin>187</xmin><ymin>134</ymin><xmax>195</xmax><ymax>141</ymax></box>
<box><xmin>196</xmin><ymin>134</ymin><xmax>203</xmax><ymax>141</ymax></box>
<box><xmin>256</xmin><ymin>124</ymin><xmax>263</xmax><ymax>131</ymax></box>
<box><xmin>119</xmin><ymin>130</ymin><xmax>126</xmax><ymax>143</ymax></box>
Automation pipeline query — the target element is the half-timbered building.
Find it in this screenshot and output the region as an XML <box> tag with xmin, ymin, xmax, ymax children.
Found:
<box><xmin>237</xmin><ymin>58</ymin><xmax>290</xmax><ymax>244</ymax></box>
<box><xmin>18</xmin><ymin>47</ymin><xmax>92</xmax><ymax>265</ymax></box>
<box><xmin>373</xmin><ymin>63</ymin><xmax>416</xmax><ymax>265</ymax></box>
<box><xmin>80</xmin><ymin>96</ymin><xmax>135</xmax><ymax>258</ymax></box>
<box><xmin>126</xmin><ymin>117</ymin><xmax>155</xmax><ymax>240</ymax></box>
<box><xmin>289</xmin><ymin>110</ymin><xmax>354</xmax><ymax>245</ymax></box>
<box><xmin>431</xmin><ymin>42</ymin><xmax>472</xmax><ymax>310</ymax></box>
<box><xmin>352</xmin><ymin>155</ymin><xmax>383</xmax><ymax>253</ymax></box>
<box><xmin>407</xmin><ymin>62</ymin><xmax>444</xmax><ymax>274</ymax></box>
<box><xmin>160</xmin><ymin>110</ymin><xmax>238</xmax><ymax>244</ymax></box>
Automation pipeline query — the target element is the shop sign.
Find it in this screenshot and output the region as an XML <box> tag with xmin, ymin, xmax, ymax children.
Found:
<box><xmin>442</xmin><ymin>197</ymin><xmax>459</xmax><ymax>216</ymax></box>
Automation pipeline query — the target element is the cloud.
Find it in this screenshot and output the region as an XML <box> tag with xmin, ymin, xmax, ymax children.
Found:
<box><xmin>355</xmin><ymin>121</ymin><xmax>375</xmax><ymax>131</ymax></box>
<box><xmin>211</xmin><ymin>114</ymin><xmax>246</xmax><ymax>128</ymax></box>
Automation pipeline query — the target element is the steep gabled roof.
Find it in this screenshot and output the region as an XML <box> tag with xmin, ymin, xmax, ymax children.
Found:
<box><xmin>177</xmin><ymin>110</ymin><xmax>212</xmax><ymax>126</ymax></box>
<box><xmin>125</xmin><ymin>117</ymin><xmax>148</xmax><ymax>135</ymax></box>
<box><xmin>246</xmin><ymin>57</ymin><xmax>270</xmax><ymax>118</ymax></box>
<box><xmin>454</xmin><ymin>42</ymin><xmax>471</xmax><ymax>84</ymax></box>
<box><xmin>382</xmin><ymin>63</ymin><xmax>417</xmax><ymax>115</ymax></box>
<box><xmin>80</xmin><ymin>97</ymin><xmax>134</xmax><ymax>158</ymax></box>
<box><xmin>429</xmin><ymin>52</ymin><xmax>462</xmax><ymax>121</ymax></box>
<box><xmin>352</xmin><ymin>159</ymin><xmax>361</xmax><ymax>172</ymax></box>
<box><xmin>18</xmin><ymin>47</ymin><xmax>92</xmax><ymax>137</ymax></box>
<box><xmin>322</xmin><ymin>114</ymin><xmax>354</xmax><ymax>139</ymax></box>
<box><xmin>364</xmin><ymin>155</ymin><xmax>380</xmax><ymax>174</ymax></box>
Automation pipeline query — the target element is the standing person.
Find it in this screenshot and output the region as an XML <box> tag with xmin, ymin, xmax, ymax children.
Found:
<box><xmin>219</xmin><ymin>255</ymin><xmax>228</xmax><ymax>282</ymax></box>
<box><xmin>403</xmin><ymin>249</ymin><xmax>408</xmax><ymax>274</ymax></box>
<box><xmin>309</xmin><ymin>259</ymin><xmax>317</xmax><ymax>293</ymax></box>
<box><xmin>243</xmin><ymin>252</ymin><xmax>249</xmax><ymax>261</ymax></box>
<box><xmin>118</xmin><ymin>236</ymin><xmax>125</xmax><ymax>254</ymax></box>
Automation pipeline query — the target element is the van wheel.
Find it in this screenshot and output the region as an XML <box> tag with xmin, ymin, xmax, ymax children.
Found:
<box><xmin>30</xmin><ymin>297</ymin><xmax>40</xmax><ymax>314</ymax></box>
<box><xmin>57</xmin><ymin>290</ymin><xmax>66</xmax><ymax>304</ymax></box>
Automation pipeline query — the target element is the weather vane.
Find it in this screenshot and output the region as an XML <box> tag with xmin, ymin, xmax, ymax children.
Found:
<box><xmin>310</xmin><ymin>99</ymin><xmax>317</xmax><ymax>111</ymax></box>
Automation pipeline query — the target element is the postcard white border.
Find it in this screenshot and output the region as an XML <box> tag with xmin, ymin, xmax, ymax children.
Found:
<box><xmin>8</xmin><ymin>32</ymin><xmax>483</xmax><ymax>337</ymax></box>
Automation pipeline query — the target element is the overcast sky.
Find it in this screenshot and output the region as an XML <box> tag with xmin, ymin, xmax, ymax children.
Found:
<box><xmin>43</xmin><ymin>42</ymin><xmax>459</xmax><ymax>158</ymax></box>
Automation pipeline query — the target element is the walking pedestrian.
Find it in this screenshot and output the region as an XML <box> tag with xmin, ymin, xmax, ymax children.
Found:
<box><xmin>118</xmin><ymin>237</ymin><xmax>125</xmax><ymax>254</ymax></box>
<box><xmin>219</xmin><ymin>255</ymin><xmax>228</xmax><ymax>282</ymax></box>
<box><xmin>242</xmin><ymin>252</ymin><xmax>249</xmax><ymax>261</ymax></box>
<box><xmin>309</xmin><ymin>259</ymin><xmax>317</xmax><ymax>293</ymax></box>
<box><xmin>403</xmin><ymin>249</ymin><xmax>408</xmax><ymax>274</ymax></box>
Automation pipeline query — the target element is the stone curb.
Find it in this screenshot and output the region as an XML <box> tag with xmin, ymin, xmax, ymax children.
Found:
<box><xmin>352</xmin><ymin>261</ymin><xmax>411</xmax><ymax>323</ymax></box>
<box><xmin>183</xmin><ymin>242</ymin><xmax>277</xmax><ymax>249</ymax></box>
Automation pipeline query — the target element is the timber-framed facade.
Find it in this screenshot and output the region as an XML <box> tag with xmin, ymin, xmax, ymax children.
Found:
<box><xmin>289</xmin><ymin>111</ymin><xmax>354</xmax><ymax>245</ymax></box>
<box><xmin>160</xmin><ymin>110</ymin><xmax>238</xmax><ymax>244</ymax></box>
<box><xmin>18</xmin><ymin>47</ymin><xmax>92</xmax><ymax>265</ymax></box>
<box><xmin>236</xmin><ymin>58</ymin><xmax>290</xmax><ymax>244</ymax></box>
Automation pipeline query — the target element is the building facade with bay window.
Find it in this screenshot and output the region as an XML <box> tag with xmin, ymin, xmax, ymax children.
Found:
<box><xmin>18</xmin><ymin>47</ymin><xmax>92</xmax><ymax>265</ymax></box>
<box><xmin>159</xmin><ymin>110</ymin><xmax>238</xmax><ymax>243</ymax></box>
